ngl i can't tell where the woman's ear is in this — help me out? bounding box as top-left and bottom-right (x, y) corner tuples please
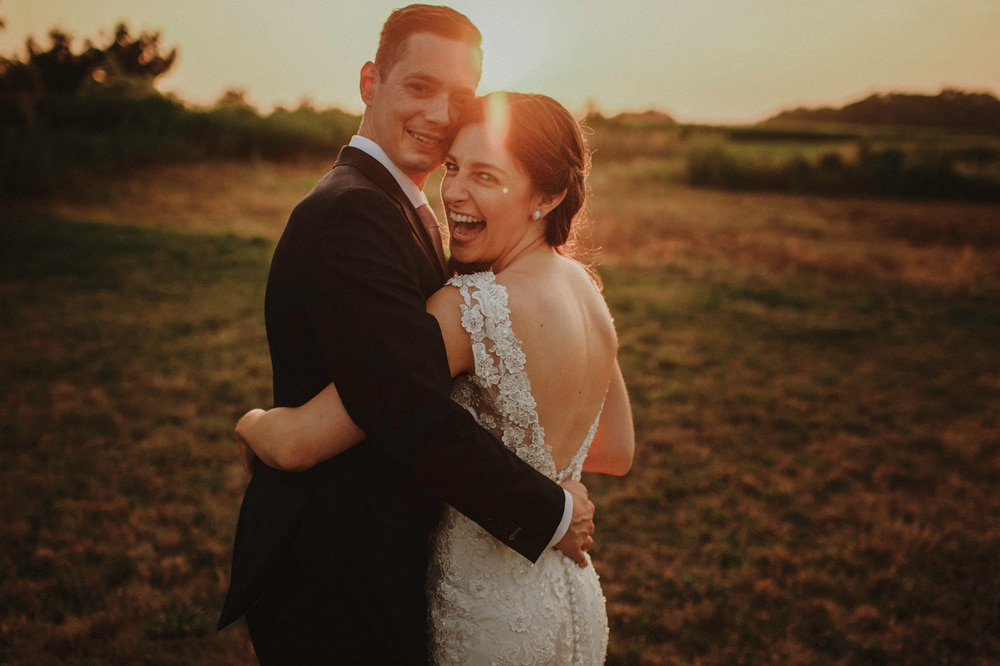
(359, 62), (378, 105)
(533, 190), (567, 221)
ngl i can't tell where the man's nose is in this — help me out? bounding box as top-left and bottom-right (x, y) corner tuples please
(425, 93), (451, 125)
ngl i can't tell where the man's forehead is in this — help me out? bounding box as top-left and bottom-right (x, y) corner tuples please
(394, 32), (481, 80)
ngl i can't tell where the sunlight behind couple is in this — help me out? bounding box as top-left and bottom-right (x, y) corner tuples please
(472, 4), (570, 96)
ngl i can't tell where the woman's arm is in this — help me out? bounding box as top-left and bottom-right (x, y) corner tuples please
(236, 286), (475, 474)
(583, 359), (635, 476)
(235, 382), (365, 472)
(426, 285), (475, 377)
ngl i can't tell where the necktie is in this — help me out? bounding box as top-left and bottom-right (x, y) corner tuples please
(416, 203), (448, 273)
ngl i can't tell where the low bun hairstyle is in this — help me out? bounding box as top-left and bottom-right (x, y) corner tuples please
(455, 92), (591, 252)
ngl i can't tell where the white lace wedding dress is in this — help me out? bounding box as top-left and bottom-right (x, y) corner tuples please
(427, 271), (609, 665)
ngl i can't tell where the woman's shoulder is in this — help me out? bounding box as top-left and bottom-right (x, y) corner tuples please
(431, 271), (504, 323)
(427, 280), (464, 316)
(497, 257), (612, 341)
(499, 255), (602, 307)
(446, 270), (498, 290)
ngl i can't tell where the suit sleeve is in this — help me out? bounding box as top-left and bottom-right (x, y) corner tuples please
(298, 188), (564, 562)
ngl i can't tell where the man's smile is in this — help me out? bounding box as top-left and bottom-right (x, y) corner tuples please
(408, 130), (443, 145)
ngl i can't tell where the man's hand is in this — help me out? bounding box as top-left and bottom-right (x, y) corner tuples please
(554, 479), (596, 568)
(235, 408), (265, 477)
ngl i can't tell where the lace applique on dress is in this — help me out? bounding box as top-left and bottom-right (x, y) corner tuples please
(427, 271), (609, 666)
(448, 272), (557, 479)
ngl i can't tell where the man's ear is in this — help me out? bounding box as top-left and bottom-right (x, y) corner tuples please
(359, 62), (378, 106)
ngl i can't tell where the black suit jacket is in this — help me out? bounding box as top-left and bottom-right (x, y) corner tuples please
(218, 147), (565, 663)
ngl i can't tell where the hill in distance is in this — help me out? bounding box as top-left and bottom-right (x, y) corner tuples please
(766, 88), (1000, 134)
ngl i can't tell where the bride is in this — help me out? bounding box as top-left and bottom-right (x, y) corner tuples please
(235, 92), (635, 665)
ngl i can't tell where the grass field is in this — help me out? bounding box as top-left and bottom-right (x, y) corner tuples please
(2, 155), (999, 664)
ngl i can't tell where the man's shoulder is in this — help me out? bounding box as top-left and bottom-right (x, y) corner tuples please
(303, 145), (409, 206)
(310, 159), (382, 200)
(291, 163), (399, 224)
(273, 148), (418, 258)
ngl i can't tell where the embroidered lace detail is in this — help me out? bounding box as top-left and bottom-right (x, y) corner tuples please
(428, 271), (609, 665)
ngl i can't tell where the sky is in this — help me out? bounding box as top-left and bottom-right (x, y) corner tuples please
(2, 0), (999, 124)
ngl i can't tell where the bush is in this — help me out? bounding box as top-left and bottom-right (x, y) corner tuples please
(185, 104), (356, 161)
(0, 90), (360, 198)
(682, 134), (1000, 201)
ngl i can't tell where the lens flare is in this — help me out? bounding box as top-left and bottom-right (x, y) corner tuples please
(484, 91), (510, 150)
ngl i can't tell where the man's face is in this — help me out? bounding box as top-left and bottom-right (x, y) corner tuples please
(360, 32), (480, 187)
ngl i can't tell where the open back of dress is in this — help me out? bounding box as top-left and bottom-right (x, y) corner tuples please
(427, 271), (609, 665)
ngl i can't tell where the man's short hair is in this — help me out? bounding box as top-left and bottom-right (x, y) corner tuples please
(374, 4), (483, 77)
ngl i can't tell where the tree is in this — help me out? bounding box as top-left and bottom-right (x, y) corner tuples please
(0, 22), (177, 96)
(27, 30), (102, 93)
(0, 54), (34, 94)
(98, 23), (177, 85)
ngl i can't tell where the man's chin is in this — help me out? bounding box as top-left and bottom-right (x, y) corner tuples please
(400, 155), (445, 180)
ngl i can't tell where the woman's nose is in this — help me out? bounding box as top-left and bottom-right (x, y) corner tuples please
(442, 173), (466, 203)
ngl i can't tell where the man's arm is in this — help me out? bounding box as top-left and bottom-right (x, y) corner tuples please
(301, 187), (566, 562)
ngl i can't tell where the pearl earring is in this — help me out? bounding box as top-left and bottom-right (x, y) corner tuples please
(531, 210), (541, 221)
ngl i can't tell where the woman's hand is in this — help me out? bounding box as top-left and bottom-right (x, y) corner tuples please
(235, 408), (267, 477)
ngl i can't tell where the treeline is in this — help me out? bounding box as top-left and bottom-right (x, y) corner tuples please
(683, 88), (1000, 201)
(0, 23), (358, 198)
(768, 89), (1000, 135)
(3, 21), (999, 203)
(579, 90), (1000, 202)
(683, 134), (1000, 202)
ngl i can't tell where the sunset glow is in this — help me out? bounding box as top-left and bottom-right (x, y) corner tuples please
(471, 4), (574, 95)
(2, 0), (998, 123)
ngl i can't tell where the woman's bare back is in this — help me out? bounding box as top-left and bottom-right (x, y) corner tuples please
(497, 253), (617, 471)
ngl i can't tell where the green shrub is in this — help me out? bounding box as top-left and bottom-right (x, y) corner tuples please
(0, 90), (360, 198)
(682, 133), (1000, 201)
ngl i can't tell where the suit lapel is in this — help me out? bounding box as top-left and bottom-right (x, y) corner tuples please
(335, 147), (448, 283)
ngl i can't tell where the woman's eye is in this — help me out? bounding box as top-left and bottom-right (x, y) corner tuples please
(444, 162), (458, 173)
(476, 172), (494, 183)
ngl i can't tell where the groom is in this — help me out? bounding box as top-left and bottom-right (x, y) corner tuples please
(218, 5), (595, 663)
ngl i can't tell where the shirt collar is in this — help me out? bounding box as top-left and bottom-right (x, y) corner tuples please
(349, 135), (428, 209)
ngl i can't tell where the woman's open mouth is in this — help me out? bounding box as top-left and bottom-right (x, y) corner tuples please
(449, 211), (486, 242)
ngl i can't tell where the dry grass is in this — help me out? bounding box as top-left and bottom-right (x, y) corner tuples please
(2, 154), (999, 664)
(14, 159), (332, 239)
(589, 161), (1000, 294)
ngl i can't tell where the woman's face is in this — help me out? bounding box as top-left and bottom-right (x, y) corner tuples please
(441, 122), (544, 271)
